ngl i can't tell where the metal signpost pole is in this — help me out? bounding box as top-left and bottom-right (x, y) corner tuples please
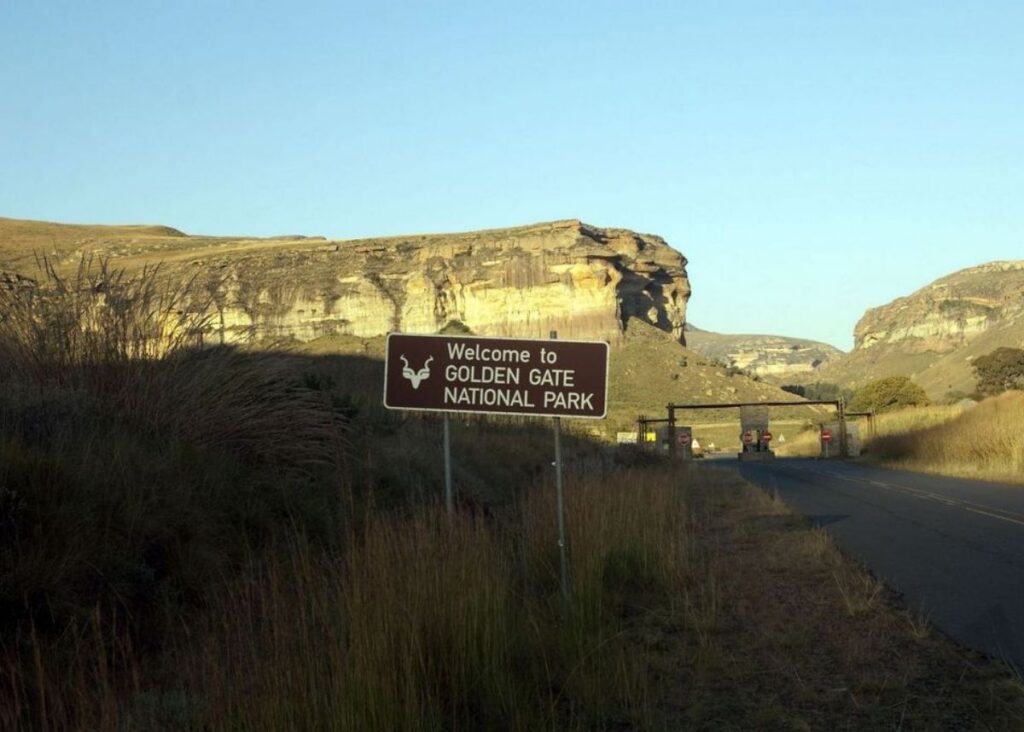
(443, 414), (454, 514)
(550, 330), (570, 610)
(383, 330), (610, 613)
(554, 413), (569, 610)
(838, 398), (848, 459)
(668, 406), (677, 460)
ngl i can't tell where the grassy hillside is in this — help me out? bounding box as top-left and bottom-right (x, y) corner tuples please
(799, 262), (1024, 400)
(804, 319), (1024, 400)
(0, 216), (322, 275)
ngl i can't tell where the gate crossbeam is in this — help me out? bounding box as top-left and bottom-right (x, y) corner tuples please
(663, 400), (847, 459)
(666, 400), (840, 410)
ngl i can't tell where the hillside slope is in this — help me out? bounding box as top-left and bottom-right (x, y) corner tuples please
(609, 322), (829, 432)
(2, 216), (814, 435)
(804, 262), (1024, 398)
(684, 325), (844, 380)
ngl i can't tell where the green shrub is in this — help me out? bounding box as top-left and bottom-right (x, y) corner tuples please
(849, 376), (931, 413)
(972, 346), (1024, 397)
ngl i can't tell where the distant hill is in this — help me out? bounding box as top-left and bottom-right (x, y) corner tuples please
(799, 262), (1024, 399)
(684, 324), (844, 381)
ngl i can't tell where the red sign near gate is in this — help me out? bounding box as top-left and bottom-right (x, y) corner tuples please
(383, 333), (609, 419)
(742, 431), (754, 444)
(762, 431), (773, 443)
(821, 429), (833, 443)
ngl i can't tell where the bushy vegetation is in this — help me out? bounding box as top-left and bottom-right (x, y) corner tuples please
(849, 376), (931, 413)
(973, 346), (1024, 397)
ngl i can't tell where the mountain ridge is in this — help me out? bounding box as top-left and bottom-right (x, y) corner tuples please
(797, 260), (1024, 398)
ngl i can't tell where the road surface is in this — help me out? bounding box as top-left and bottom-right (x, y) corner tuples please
(727, 458), (1024, 670)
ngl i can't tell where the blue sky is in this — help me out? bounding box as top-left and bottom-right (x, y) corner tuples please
(2, 1), (1022, 350)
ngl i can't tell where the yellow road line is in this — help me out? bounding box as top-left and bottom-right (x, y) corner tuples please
(779, 462), (1024, 529)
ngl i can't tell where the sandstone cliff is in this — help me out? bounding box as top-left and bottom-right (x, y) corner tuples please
(684, 325), (843, 380)
(806, 261), (1024, 397)
(0, 217), (690, 346)
(854, 262), (1024, 353)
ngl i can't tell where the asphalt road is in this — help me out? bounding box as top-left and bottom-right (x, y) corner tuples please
(727, 458), (1024, 670)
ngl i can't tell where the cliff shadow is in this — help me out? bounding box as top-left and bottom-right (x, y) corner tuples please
(615, 266), (679, 339)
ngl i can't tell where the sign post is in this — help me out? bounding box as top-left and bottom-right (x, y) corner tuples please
(384, 332), (610, 610)
(384, 333), (609, 419)
(550, 332), (569, 610)
(821, 428), (833, 458)
(443, 414), (454, 514)
(667, 406), (677, 459)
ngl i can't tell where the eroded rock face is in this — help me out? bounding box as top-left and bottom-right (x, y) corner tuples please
(195, 220), (690, 345)
(854, 262), (1024, 354)
(684, 326), (843, 380)
(802, 260), (1024, 398)
(0, 217), (690, 346)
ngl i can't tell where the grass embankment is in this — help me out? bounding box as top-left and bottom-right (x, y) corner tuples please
(867, 393), (1024, 483)
(5, 464), (691, 730)
(8, 459), (1023, 730)
(772, 405), (966, 459)
(1, 260), (1022, 729)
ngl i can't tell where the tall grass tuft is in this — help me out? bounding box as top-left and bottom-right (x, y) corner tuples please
(0, 255), (209, 385)
(871, 403), (964, 439)
(868, 391), (1024, 483)
(0, 255), (354, 731)
(0, 255), (347, 470)
(110, 467), (691, 731)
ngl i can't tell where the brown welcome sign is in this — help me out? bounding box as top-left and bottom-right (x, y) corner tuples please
(383, 333), (609, 419)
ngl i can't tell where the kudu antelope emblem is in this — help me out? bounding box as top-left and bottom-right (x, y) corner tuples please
(400, 355), (434, 390)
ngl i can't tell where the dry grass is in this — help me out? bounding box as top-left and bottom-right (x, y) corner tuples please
(771, 424), (823, 457)
(667, 467), (1024, 728)
(867, 393), (1024, 483)
(2, 257), (1023, 729)
(0, 256), (347, 470)
(772, 405), (968, 460)
(5, 461), (1024, 730)
(0, 255), (209, 381)
(3, 466), (693, 731)
(872, 403), (965, 438)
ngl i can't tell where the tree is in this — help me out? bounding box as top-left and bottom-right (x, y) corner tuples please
(849, 376), (931, 413)
(972, 347), (1024, 397)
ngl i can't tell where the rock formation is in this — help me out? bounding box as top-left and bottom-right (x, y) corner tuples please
(0, 217), (691, 346)
(805, 261), (1024, 397)
(854, 262), (1024, 353)
(684, 325), (843, 380)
